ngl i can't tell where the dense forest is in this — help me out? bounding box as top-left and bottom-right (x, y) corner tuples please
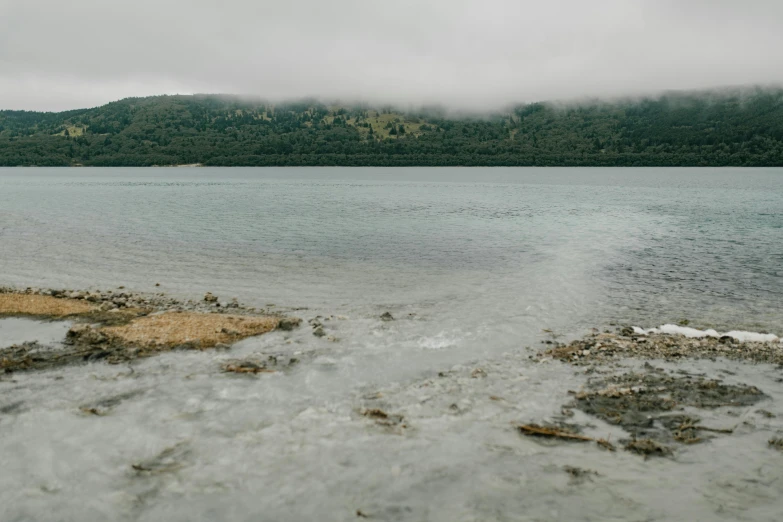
(2, 89), (783, 166)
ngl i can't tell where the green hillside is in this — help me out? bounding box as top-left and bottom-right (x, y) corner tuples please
(2, 89), (783, 166)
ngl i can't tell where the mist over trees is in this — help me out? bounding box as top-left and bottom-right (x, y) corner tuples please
(1, 89), (783, 167)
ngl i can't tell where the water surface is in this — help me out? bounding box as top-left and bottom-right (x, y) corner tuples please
(1, 167), (782, 521)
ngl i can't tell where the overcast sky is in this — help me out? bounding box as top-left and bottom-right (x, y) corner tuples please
(1, 0), (782, 111)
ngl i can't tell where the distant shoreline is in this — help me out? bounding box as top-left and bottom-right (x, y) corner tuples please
(3, 89), (783, 168)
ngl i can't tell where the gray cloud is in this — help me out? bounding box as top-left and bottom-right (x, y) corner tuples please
(2, 0), (782, 111)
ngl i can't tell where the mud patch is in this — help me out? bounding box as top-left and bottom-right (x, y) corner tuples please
(568, 370), (766, 453)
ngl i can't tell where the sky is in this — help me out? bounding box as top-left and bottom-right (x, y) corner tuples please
(1, 0), (782, 111)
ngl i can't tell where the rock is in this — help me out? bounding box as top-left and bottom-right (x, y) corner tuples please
(204, 292), (218, 303)
(66, 324), (107, 345)
(620, 326), (635, 337)
(380, 312), (395, 322)
(277, 317), (302, 331)
(99, 302), (117, 312)
(313, 326), (326, 338)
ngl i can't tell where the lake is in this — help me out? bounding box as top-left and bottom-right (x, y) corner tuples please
(1, 167), (782, 521)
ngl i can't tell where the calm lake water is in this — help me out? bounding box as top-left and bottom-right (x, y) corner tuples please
(1, 167), (781, 333)
(1, 167), (782, 521)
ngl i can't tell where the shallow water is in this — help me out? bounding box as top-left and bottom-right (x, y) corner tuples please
(1, 167), (783, 521)
(0, 318), (72, 348)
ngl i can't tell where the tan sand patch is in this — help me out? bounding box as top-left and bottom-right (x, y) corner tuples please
(101, 312), (280, 349)
(0, 294), (95, 317)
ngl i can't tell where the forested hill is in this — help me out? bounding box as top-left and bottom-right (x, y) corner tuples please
(2, 89), (783, 167)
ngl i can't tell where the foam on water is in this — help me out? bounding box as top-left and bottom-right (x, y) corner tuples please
(633, 324), (781, 343)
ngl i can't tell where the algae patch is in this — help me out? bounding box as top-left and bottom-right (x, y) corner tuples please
(100, 312), (280, 349)
(0, 293), (96, 317)
(0, 288), (300, 373)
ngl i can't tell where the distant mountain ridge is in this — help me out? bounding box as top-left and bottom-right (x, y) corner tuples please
(2, 88), (783, 166)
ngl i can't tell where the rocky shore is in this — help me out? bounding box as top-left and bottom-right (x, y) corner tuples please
(3, 286), (782, 461)
(0, 286), (281, 316)
(522, 326), (783, 457)
(538, 326), (783, 366)
(0, 286), (301, 373)
(2, 286), (783, 520)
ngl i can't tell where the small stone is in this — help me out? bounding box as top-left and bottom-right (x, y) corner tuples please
(204, 292), (218, 303)
(313, 326), (326, 338)
(380, 312), (395, 321)
(277, 318), (302, 331)
(66, 324), (107, 345)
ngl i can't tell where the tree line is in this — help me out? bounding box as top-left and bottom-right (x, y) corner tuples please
(2, 89), (783, 167)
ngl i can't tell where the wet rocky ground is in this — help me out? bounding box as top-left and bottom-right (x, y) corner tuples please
(2, 287), (783, 520)
(539, 327), (783, 367)
(522, 328), (783, 458)
(0, 287), (300, 373)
